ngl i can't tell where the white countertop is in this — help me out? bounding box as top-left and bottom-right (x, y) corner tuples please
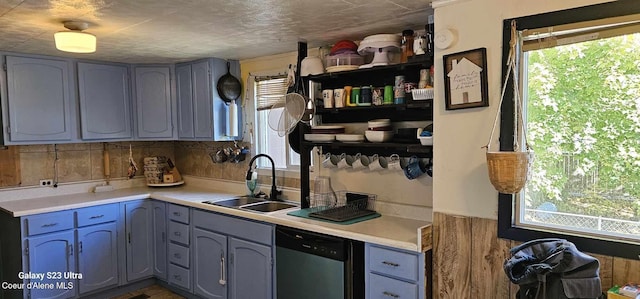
(0, 185), (431, 252)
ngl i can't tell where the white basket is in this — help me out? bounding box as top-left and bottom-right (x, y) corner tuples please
(411, 88), (434, 100)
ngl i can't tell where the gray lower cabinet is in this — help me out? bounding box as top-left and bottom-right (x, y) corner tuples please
(167, 204), (192, 292)
(26, 230), (77, 299)
(133, 66), (175, 139)
(3, 55), (75, 143)
(192, 228), (226, 298)
(192, 209), (274, 299)
(77, 222), (119, 294)
(77, 62), (132, 140)
(123, 200), (154, 281)
(152, 201), (168, 280)
(1, 204), (120, 299)
(176, 59), (242, 141)
(228, 237), (272, 299)
(365, 243), (425, 299)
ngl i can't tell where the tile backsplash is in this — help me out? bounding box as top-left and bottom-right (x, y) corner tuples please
(0, 141), (299, 189)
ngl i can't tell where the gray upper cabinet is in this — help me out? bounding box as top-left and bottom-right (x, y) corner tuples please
(176, 64), (195, 139)
(3, 55), (75, 143)
(176, 58), (242, 141)
(134, 66), (175, 139)
(77, 62), (132, 140)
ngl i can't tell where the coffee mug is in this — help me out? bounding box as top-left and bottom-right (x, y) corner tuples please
(337, 153), (355, 169)
(344, 86), (354, 107)
(351, 153), (370, 170)
(333, 88), (345, 108)
(351, 87), (361, 106)
(322, 153), (340, 168)
(322, 89), (334, 108)
(404, 156), (426, 179)
(369, 154), (388, 171)
(387, 154), (404, 170)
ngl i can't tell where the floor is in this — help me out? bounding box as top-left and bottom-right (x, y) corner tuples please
(110, 284), (185, 299)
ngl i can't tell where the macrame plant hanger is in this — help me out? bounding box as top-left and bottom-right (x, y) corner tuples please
(483, 20), (534, 194)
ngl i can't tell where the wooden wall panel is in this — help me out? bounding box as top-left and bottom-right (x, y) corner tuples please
(471, 217), (512, 299)
(590, 253), (613, 292)
(433, 212), (472, 299)
(0, 146), (20, 187)
(613, 257), (640, 285)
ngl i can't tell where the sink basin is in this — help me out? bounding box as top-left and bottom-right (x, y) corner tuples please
(203, 196), (263, 207)
(240, 201), (298, 213)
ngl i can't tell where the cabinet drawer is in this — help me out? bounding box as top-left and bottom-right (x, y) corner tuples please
(169, 264), (191, 290)
(368, 244), (419, 282)
(169, 243), (190, 268)
(169, 221), (190, 245)
(23, 210), (74, 236)
(168, 204), (189, 224)
(193, 209), (273, 245)
(369, 273), (418, 299)
(76, 204), (118, 227)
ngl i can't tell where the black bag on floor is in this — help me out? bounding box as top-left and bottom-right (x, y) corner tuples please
(504, 238), (602, 299)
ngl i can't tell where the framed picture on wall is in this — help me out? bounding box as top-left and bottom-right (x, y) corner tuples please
(443, 47), (489, 110)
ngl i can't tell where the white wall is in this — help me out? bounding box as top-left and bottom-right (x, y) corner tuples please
(432, 0), (615, 219)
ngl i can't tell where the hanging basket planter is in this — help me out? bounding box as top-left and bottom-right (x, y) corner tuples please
(486, 151), (533, 194)
(484, 20), (533, 194)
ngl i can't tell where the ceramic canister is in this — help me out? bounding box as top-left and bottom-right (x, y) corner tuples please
(394, 75), (405, 104)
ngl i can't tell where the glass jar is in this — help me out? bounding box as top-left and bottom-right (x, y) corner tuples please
(401, 29), (415, 63)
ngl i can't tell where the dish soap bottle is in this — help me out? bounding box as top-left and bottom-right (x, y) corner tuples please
(246, 171), (258, 196)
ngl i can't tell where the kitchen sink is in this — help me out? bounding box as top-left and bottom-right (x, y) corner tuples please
(240, 201), (298, 213)
(205, 196), (264, 207)
(202, 196), (298, 213)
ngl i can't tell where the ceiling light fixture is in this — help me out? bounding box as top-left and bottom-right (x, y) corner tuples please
(54, 21), (96, 53)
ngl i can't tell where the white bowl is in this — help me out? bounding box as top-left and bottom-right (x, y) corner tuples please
(300, 56), (324, 76)
(365, 130), (393, 143)
(368, 118), (391, 128)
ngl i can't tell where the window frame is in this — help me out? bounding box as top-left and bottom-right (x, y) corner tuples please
(252, 75), (301, 173)
(497, 0), (640, 260)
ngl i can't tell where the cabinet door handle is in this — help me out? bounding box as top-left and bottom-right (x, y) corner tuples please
(128, 232), (131, 244)
(68, 244), (73, 256)
(42, 222), (58, 228)
(382, 261), (399, 267)
(174, 274), (181, 281)
(89, 215), (104, 219)
(219, 256), (226, 285)
(174, 253), (181, 259)
(174, 231), (181, 237)
(173, 212), (181, 216)
(161, 232), (166, 243)
(79, 242), (83, 253)
(383, 291), (400, 298)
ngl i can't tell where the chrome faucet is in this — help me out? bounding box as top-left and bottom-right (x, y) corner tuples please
(246, 154), (281, 201)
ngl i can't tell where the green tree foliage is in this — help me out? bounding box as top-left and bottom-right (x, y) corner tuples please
(525, 33), (640, 220)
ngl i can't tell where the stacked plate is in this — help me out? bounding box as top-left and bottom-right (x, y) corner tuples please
(143, 156), (169, 184)
(365, 119), (393, 142)
(304, 125), (345, 142)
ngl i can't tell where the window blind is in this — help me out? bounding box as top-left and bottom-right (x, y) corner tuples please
(522, 13), (640, 51)
(255, 75), (288, 111)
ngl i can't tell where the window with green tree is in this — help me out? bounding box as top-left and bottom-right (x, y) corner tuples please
(498, 0), (640, 259)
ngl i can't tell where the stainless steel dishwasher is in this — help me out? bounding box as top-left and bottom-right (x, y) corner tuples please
(276, 226), (364, 299)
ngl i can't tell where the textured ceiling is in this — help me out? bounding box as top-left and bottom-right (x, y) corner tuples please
(0, 0), (434, 63)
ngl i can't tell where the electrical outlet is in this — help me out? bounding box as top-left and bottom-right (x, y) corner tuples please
(39, 179), (54, 187)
